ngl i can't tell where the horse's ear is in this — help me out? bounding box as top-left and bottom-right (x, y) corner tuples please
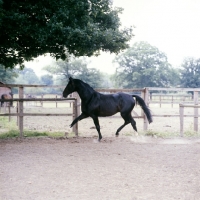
(69, 77), (75, 86)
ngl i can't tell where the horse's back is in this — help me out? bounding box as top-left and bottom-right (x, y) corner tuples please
(96, 92), (135, 116)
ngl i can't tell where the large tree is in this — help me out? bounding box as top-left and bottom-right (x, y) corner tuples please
(0, 0), (133, 69)
(180, 57), (200, 88)
(113, 41), (180, 88)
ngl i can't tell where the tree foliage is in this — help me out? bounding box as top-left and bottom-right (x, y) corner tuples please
(0, 0), (133, 69)
(0, 64), (18, 83)
(43, 58), (103, 88)
(40, 74), (53, 85)
(113, 41), (180, 88)
(14, 68), (40, 84)
(180, 57), (200, 88)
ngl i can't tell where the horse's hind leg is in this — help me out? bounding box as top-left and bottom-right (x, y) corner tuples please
(115, 121), (129, 136)
(130, 117), (139, 136)
(115, 113), (130, 136)
(116, 113), (138, 137)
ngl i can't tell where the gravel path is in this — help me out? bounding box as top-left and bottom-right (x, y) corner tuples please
(1, 136), (200, 200)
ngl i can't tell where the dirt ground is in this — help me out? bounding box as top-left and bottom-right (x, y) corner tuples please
(1, 136), (200, 200)
(1, 103), (200, 200)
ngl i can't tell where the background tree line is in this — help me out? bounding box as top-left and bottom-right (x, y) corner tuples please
(112, 41), (200, 89)
(1, 41), (200, 93)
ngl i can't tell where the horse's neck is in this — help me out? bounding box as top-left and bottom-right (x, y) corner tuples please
(76, 82), (94, 101)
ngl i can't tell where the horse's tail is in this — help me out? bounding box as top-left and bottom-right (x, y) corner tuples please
(132, 95), (153, 124)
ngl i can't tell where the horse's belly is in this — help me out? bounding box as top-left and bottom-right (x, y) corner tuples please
(98, 107), (119, 117)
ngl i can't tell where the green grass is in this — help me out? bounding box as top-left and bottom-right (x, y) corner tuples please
(0, 116), (18, 130)
(0, 125), (79, 139)
(184, 130), (200, 137)
(0, 116), (79, 139)
(0, 130), (20, 138)
(143, 130), (179, 138)
(0, 129), (69, 139)
(124, 130), (188, 138)
(0, 129), (53, 139)
(1, 128), (199, 139)
(139, 129), (199, 138)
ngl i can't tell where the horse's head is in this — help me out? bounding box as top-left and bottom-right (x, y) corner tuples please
(63, 77), (76, 98)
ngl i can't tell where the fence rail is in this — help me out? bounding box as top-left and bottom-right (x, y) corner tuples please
(0, 98), (78, 137)
(1, 85), (200, 137)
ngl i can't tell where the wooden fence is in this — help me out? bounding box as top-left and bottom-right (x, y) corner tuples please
(0, 84), (80, 137)
(1, 84), (200, 137)
(148, 87), (200, 135)
(0, 85), (149, 137)
(149, 94), (193, 107)
(179, 104), (200, 136)
(0, 98), (78, 137)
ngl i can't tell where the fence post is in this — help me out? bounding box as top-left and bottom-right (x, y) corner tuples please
(18, 86), (24, 137)
(193, 91), (198, 132)
(3, 105), (6, 112)
(76, 94), (81, 117)
(41, 94), (43, 107)
(179, 104), (184, 137)
(8, 106), (11, 122)
(141, 88), (149, 131)
(73, 92), (81, 116)
(25, 94), (28, 107)
(16, 103), (18, 126)
(72, 99), (78, 136)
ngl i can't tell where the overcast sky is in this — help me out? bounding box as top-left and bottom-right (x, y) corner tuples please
(26, 0), (200, 75)
(114, 0), (200, 65)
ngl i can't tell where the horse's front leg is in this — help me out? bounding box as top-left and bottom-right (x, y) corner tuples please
(70, 113), (89, 128)
(91, 115), (102, 141)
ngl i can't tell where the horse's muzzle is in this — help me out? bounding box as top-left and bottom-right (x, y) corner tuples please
(63, 92), (68, 98)
(62, 92), (67, 98)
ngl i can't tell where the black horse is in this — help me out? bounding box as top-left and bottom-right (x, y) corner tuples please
(63, 77), (152, 141)
(1, 92), (13, 107)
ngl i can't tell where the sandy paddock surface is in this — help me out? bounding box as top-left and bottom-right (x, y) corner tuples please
(1, 136), (200, 200)
(12, 103), (200, 137)
(1, 103), (200, 200)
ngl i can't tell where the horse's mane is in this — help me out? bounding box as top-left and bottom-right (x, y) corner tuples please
(74, 79), (95, 93)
